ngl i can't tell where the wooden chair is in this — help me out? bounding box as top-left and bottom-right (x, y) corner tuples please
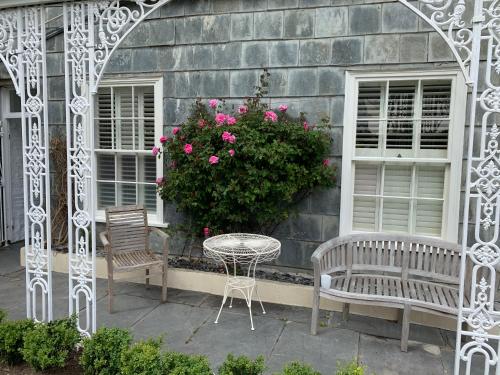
(99, 205), (169, 313)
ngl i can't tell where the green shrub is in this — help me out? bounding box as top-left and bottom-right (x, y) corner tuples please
(80, 327), (132, 375)
(120, 339), (164, 375)
(218, 354), (266, 375)
(335, 360), (365, 375)
(156, 72), (335, 235)
(22, 316), (80, 371)
(275, 361), (321, 375)
(0, 319), (35, 364)
(163, 351), (212, 375)
(0, 310), (6, 323)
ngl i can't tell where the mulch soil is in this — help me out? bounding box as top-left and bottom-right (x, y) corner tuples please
(0, 353), (83, 375)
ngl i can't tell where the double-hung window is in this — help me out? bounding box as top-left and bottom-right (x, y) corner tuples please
(340, 71), (467, 241)
(95, 78), (164, 225)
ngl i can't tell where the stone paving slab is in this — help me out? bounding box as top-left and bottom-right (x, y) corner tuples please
(0, 242), (479, 374)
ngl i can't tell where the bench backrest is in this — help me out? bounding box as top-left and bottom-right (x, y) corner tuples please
(314, 234), (464, 285)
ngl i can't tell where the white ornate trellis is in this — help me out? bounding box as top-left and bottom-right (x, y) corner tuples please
(0, 6), (52, 323)
(62, 0), (169, 334)
(0, 0), (497, 372)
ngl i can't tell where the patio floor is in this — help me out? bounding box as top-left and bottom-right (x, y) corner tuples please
(0, 243), (476, 374)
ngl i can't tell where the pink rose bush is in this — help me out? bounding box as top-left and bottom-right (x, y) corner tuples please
(154, 74), (335, 236)
(264, 111), (278, 122)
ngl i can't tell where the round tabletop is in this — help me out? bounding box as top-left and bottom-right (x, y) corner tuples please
(203, 233), (281, 263)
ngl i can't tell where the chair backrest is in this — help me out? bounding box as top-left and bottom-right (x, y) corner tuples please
(315, 233), (464, 286)
(105, 205), (149, 253)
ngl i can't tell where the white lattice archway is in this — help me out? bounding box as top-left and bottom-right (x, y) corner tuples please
(0, 0), (497, 373)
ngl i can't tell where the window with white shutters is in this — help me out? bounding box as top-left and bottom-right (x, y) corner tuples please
(95, 79), (163, 224)
(341, 71), (467, 241)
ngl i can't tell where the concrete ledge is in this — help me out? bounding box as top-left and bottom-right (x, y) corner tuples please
(20, 248), (456, 330)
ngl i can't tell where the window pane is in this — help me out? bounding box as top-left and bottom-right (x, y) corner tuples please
(355, 120), (380, 149)
(353, 197), (377, 231)
(117, 119), (134, 149)
(118, 183), (137, 206)
(420, 120), (449, 149)
(138, 155), (157, 184)
(356, 84), (382, 149)
(384, 165), (411, 197)
(97, 154), (115, 181)
(98, 182), (115, 209)
(119, 155), (136, 182)
(420, 82), (451, 150)
(416, 166), (445, 199)
(386, 84), (416, 150)
(415, 200), (443, 237)
(140, 185), (157, 213)
(354, 164), (378, 195)
(382, 198), (410, 233)
(386, 120), (413, 149)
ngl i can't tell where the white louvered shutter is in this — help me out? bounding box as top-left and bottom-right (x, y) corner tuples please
(352, 164), (379, 231)
(420, 82), (451, 151)
(355, 84), (382, 149)
(381, 165), (411, 233)
(415, 166), (445, 237)
(386, 84), (415, 150)
(97, 154), (115, 209)
(97, 87), (113, 149)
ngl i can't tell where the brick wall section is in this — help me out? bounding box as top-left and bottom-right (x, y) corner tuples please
(0, 0), (477, 270)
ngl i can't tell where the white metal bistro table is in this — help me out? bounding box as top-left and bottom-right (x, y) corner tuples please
(203, 233), (281, 330)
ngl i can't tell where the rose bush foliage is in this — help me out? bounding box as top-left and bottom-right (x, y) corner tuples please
(154, 89), (335, 235)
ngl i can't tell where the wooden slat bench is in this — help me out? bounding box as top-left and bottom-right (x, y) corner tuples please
(310, 234), (471, 351)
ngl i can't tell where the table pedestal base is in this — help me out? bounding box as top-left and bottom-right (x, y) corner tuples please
(214, 276), (266, 330)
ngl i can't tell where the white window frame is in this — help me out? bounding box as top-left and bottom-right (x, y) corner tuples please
(94, 76), (165, 227)
(339, 70), (467, 242)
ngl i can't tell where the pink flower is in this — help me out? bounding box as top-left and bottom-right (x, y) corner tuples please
(323, 159), (330, 167)
(184, 143), (193, 154)
(160, 135), (168, 144)
(198, 119), (207, 128)
(151, 146), (160, 156)
(215, 113), (227, 125)
(238, 105), (248, 114)
(303, 122), (309, 131)
(209, 155), (219, 165)
(264, 111), (278, 122)
(209, 99), (219, 109)
(229, 149), (235, 157)
(203, 227), (210, 237)
(278, 104), (288, 112)
(222, 131), (236, 144)
(156, 177), (165, 185)
(173, 127), (180, 135)
(226, 116), (237, 125)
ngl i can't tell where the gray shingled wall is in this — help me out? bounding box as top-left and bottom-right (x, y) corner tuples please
(1, 0), (476, 270)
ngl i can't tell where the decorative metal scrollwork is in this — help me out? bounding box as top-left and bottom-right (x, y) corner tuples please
(63, 0), (168, 336)
(0, 6), (52, 323)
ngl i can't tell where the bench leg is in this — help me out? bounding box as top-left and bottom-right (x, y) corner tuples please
(145, 269), (150, 289)
(311, 290), (320, 335)
(401, 304), (411, 352)
(342, 303), (350, 321)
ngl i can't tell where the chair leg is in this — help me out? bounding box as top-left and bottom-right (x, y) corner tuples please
(342, 303), (350, 321)
(161, 264), (168, 303)
(145, 269), (150, 290)
(401, 304), (411, 352)
(311, 290), (320, 335)
(107, 271), (114, 314)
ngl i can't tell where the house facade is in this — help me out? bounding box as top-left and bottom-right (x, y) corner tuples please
(0, 0), (473, 269)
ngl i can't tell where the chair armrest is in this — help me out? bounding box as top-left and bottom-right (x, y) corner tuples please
(99, 231), (110, 248)
(149, 227), (170, 258)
